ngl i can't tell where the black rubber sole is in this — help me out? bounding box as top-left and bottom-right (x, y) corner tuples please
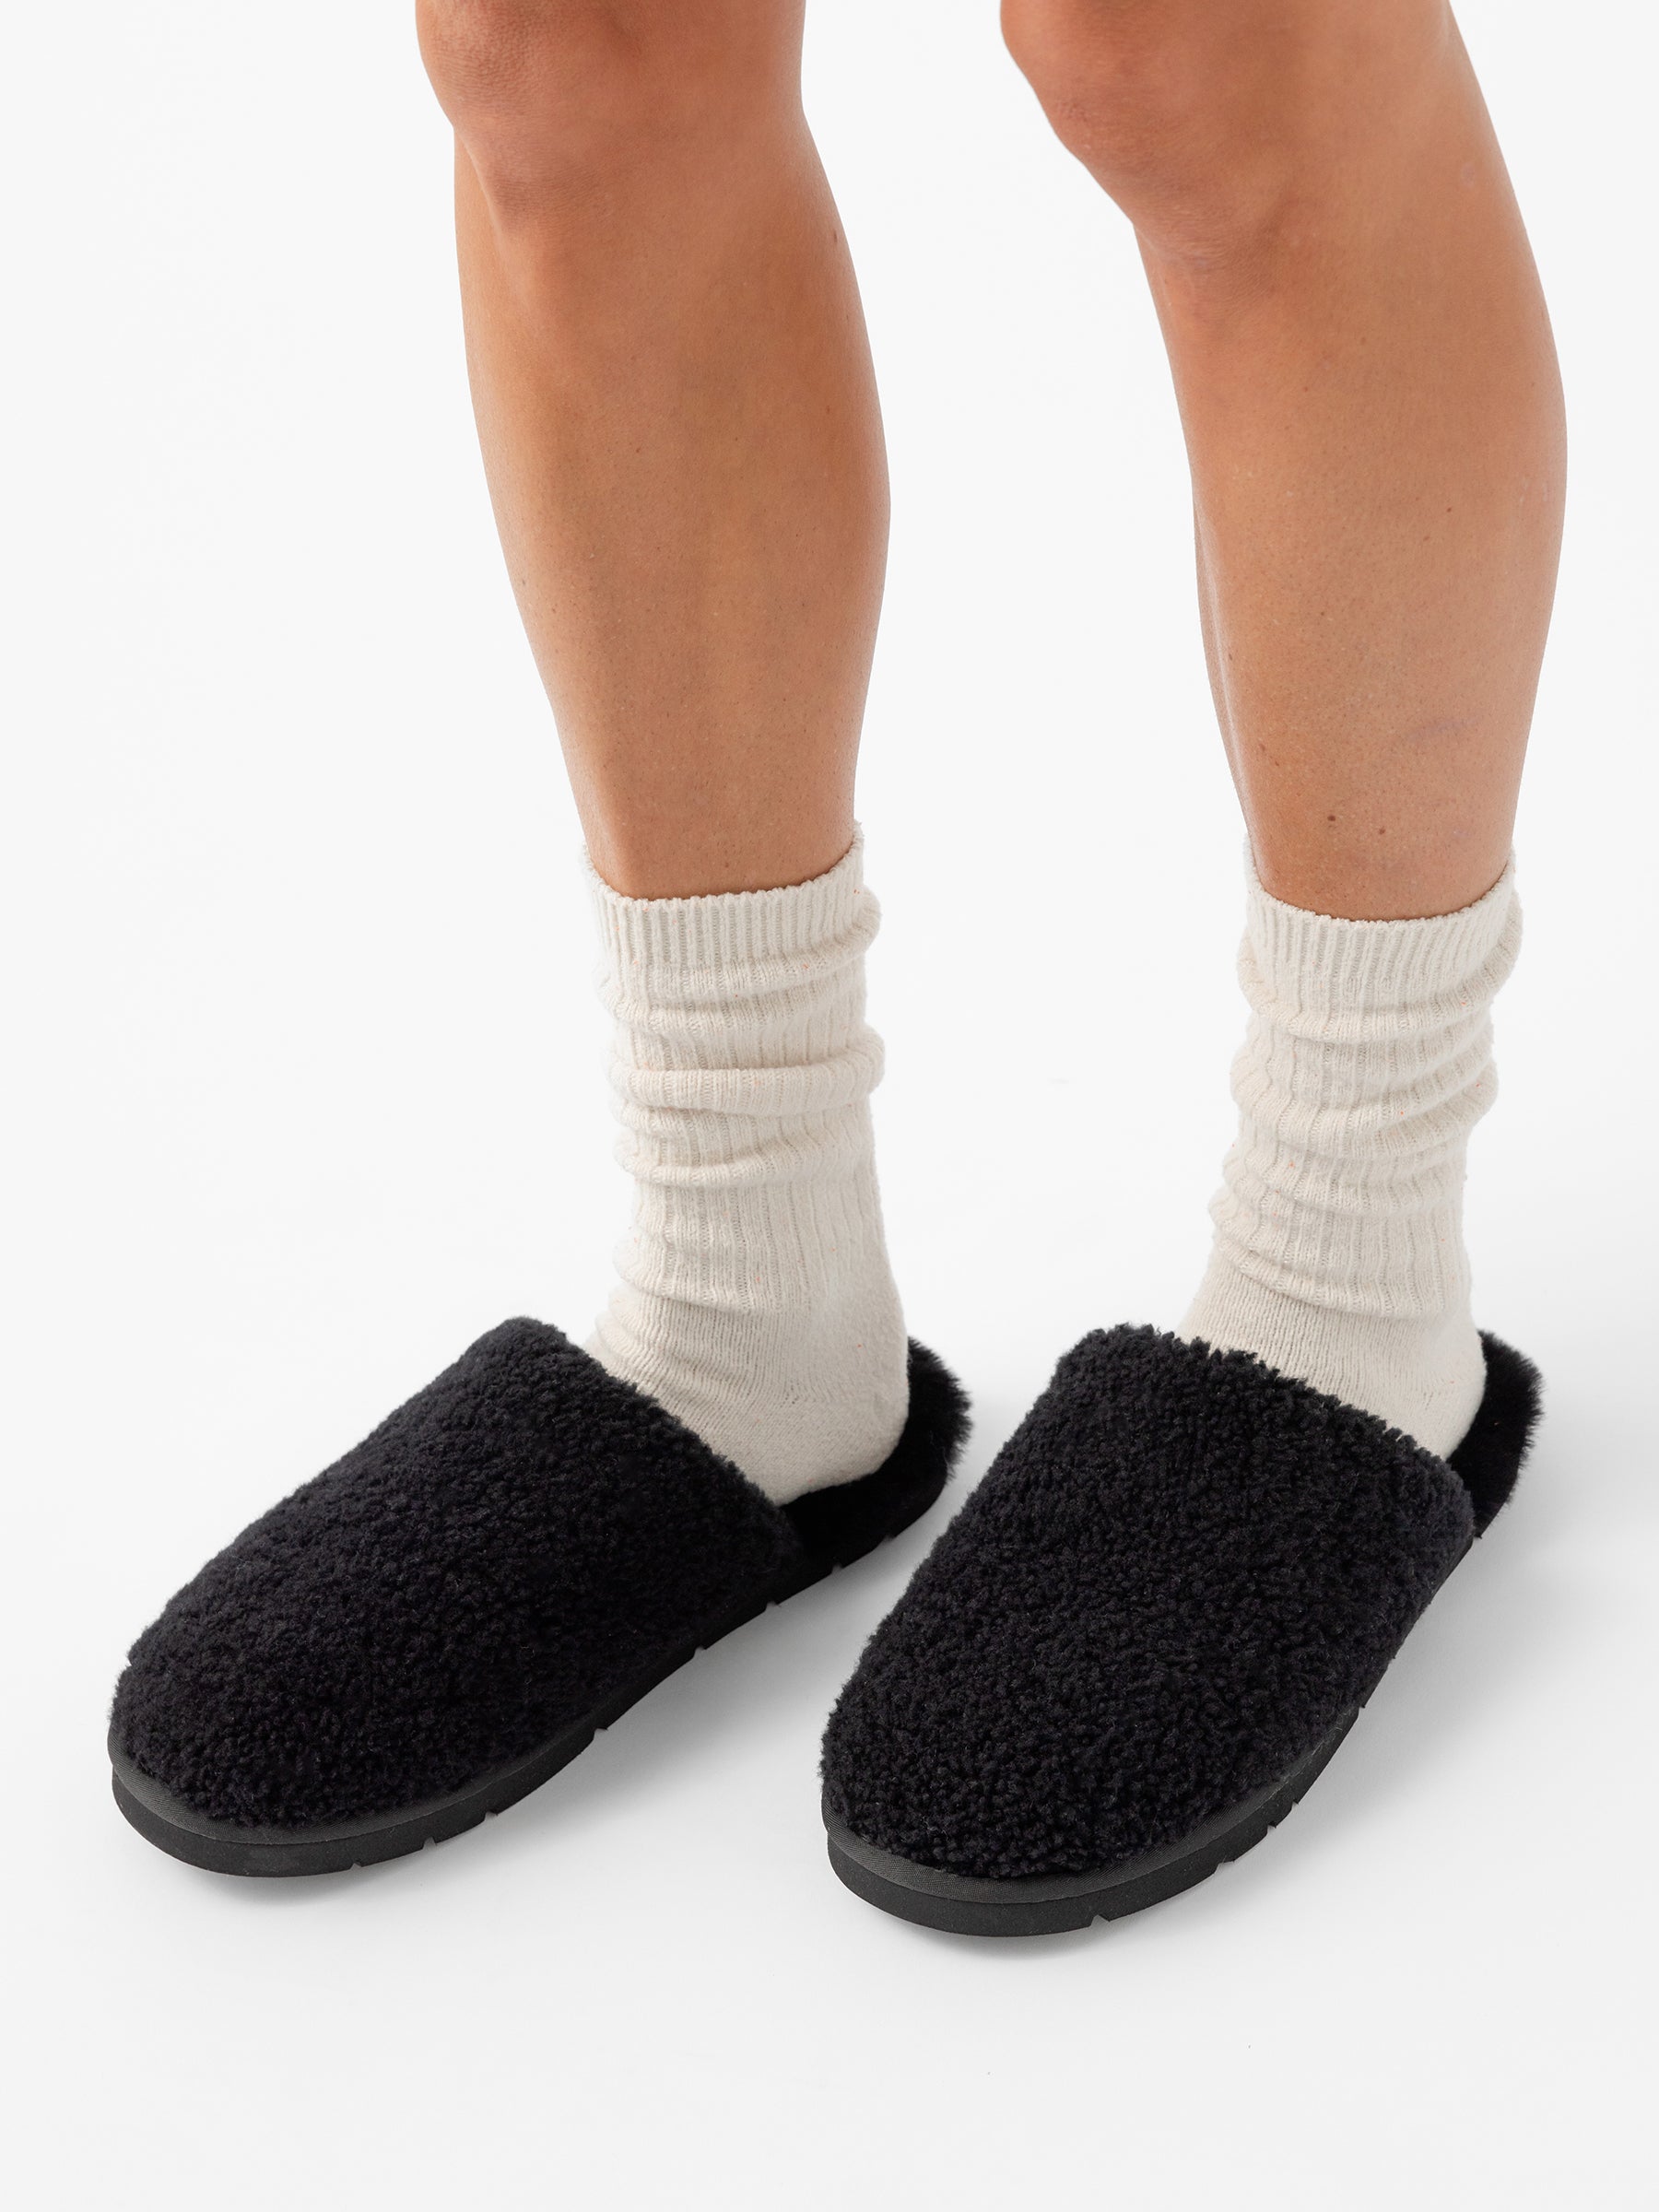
(825, 1710), (1358, 1937)
(111, 1480), (942, 1878)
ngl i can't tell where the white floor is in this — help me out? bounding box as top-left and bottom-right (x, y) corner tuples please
(6, 5), (1655, 2207)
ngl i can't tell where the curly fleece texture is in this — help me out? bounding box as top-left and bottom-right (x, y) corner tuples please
(822, 1324), (1537, 1882)
(112, 1321), (967, 1829)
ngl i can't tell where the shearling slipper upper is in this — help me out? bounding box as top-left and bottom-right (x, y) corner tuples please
(820, 1323), (1540, 1937)
(109, 1318), (969, 1877)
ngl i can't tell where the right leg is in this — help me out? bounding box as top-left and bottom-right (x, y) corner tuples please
(418, 0), (908, 1500)
(105, 1), (955, 1877)
(416, 0), (887, 900)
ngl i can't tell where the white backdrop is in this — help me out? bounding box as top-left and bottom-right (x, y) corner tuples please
(5, 4), (1654, 2206)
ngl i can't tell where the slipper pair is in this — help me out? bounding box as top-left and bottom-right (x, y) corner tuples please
(109, 1314), (1539, 1929)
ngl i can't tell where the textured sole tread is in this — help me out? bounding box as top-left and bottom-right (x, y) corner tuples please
(824, 1711), (1356, 1937)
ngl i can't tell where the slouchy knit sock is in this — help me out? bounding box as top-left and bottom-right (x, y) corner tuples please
(585, 831), (909, 1507)
(1182, 854), (1522, 1459)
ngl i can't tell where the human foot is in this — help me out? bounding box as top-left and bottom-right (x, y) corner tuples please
(110, 1320), (968, 1876)
(819, 1324), (1537, 1936)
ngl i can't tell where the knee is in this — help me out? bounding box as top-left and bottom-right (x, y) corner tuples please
(1002, 0), (1444, 264)
(417, 0), (794, 214)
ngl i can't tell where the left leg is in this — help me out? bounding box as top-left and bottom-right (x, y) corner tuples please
(1006, 0), (1562, 922)
(1007, 0), (1564, 1450)
(818, 0), (1561, 1930)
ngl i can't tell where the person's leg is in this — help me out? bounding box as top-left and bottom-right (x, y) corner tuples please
(818, 1), (1559, 1925)
(417, 1), (909, 1499)
(1006, 0), (1561, 922)
(1004, 0), (1563, 1450)
(103, 0), (970, 1884)
(418, 0), (885, 900)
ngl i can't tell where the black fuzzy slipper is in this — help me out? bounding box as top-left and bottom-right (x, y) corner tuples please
(820, 1324), (1539, 1937)
(110, 1320), (969, 1877)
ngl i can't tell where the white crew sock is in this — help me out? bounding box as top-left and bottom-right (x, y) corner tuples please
(584, 830), (909, 1506)
(1181, 853), (1522, 1458)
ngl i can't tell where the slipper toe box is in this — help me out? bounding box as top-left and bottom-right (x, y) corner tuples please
(821, 1325), (1476, 1882)
(111, 1319), (796, 1829)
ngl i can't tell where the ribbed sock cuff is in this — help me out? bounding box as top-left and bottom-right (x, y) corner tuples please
(585, 831), (867, 976)
(1241, 850), (1521, 1020)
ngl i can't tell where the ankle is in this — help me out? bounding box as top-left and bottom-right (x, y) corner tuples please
(584, 830), (910, 1504)
(591, 1275), (909, 1504)
(1181, 850), (1520, 1459)
(1182, 1253), (1485, 1457)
